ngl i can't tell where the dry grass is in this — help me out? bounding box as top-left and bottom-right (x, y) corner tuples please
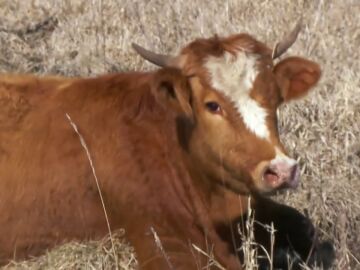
(3, 230), (137, 270)
(0, 0), (359, 269)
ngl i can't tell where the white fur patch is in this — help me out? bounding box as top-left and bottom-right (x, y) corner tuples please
(205, 51), (270, 140)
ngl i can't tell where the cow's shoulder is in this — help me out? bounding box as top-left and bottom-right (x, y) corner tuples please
(0, 74), (64, 129)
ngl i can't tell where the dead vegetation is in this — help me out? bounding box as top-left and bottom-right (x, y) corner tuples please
(0, 0), (359, 269)
(3, 230), (137, 270)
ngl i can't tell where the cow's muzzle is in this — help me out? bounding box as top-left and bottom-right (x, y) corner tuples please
(262, 160), (300, 189)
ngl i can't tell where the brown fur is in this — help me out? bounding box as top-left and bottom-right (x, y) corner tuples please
(0, 34), (321, 269)
(0, 70), (241, 269)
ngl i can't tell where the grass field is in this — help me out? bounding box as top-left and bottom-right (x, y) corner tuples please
(0, 0), (359, 269)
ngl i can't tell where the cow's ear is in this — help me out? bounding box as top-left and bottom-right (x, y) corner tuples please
(274, 57), (321, 102)
(152, 68), (193, 119)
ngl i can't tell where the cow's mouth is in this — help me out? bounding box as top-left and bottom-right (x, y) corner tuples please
(263, 167), (281, 188)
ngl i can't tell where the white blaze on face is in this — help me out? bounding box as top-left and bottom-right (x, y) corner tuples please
(205, 51), (270, 140)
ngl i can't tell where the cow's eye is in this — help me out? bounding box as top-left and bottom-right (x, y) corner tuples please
(205, 101), (221, 114)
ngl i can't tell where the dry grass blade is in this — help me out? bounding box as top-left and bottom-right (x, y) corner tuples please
(150, 227), (174, 270)
(65, 113), (119, 269)
(191, 244), (226, 270)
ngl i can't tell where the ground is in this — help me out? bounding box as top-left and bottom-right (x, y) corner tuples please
(0, 0), (359, 269)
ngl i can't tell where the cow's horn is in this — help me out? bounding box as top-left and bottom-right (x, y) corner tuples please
(272, 20), (302, 59)
(132, 43), (176, 67)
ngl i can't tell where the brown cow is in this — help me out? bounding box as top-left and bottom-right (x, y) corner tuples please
(0, 24), (323, 269)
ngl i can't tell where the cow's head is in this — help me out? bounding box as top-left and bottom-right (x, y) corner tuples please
(134, 23), (321, 195)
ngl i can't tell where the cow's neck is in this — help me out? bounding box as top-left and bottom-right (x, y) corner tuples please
(209, 186), (250, 224)
(183, 158), (250, 225)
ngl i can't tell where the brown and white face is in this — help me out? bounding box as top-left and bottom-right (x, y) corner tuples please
(134, 25), (321, 195)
